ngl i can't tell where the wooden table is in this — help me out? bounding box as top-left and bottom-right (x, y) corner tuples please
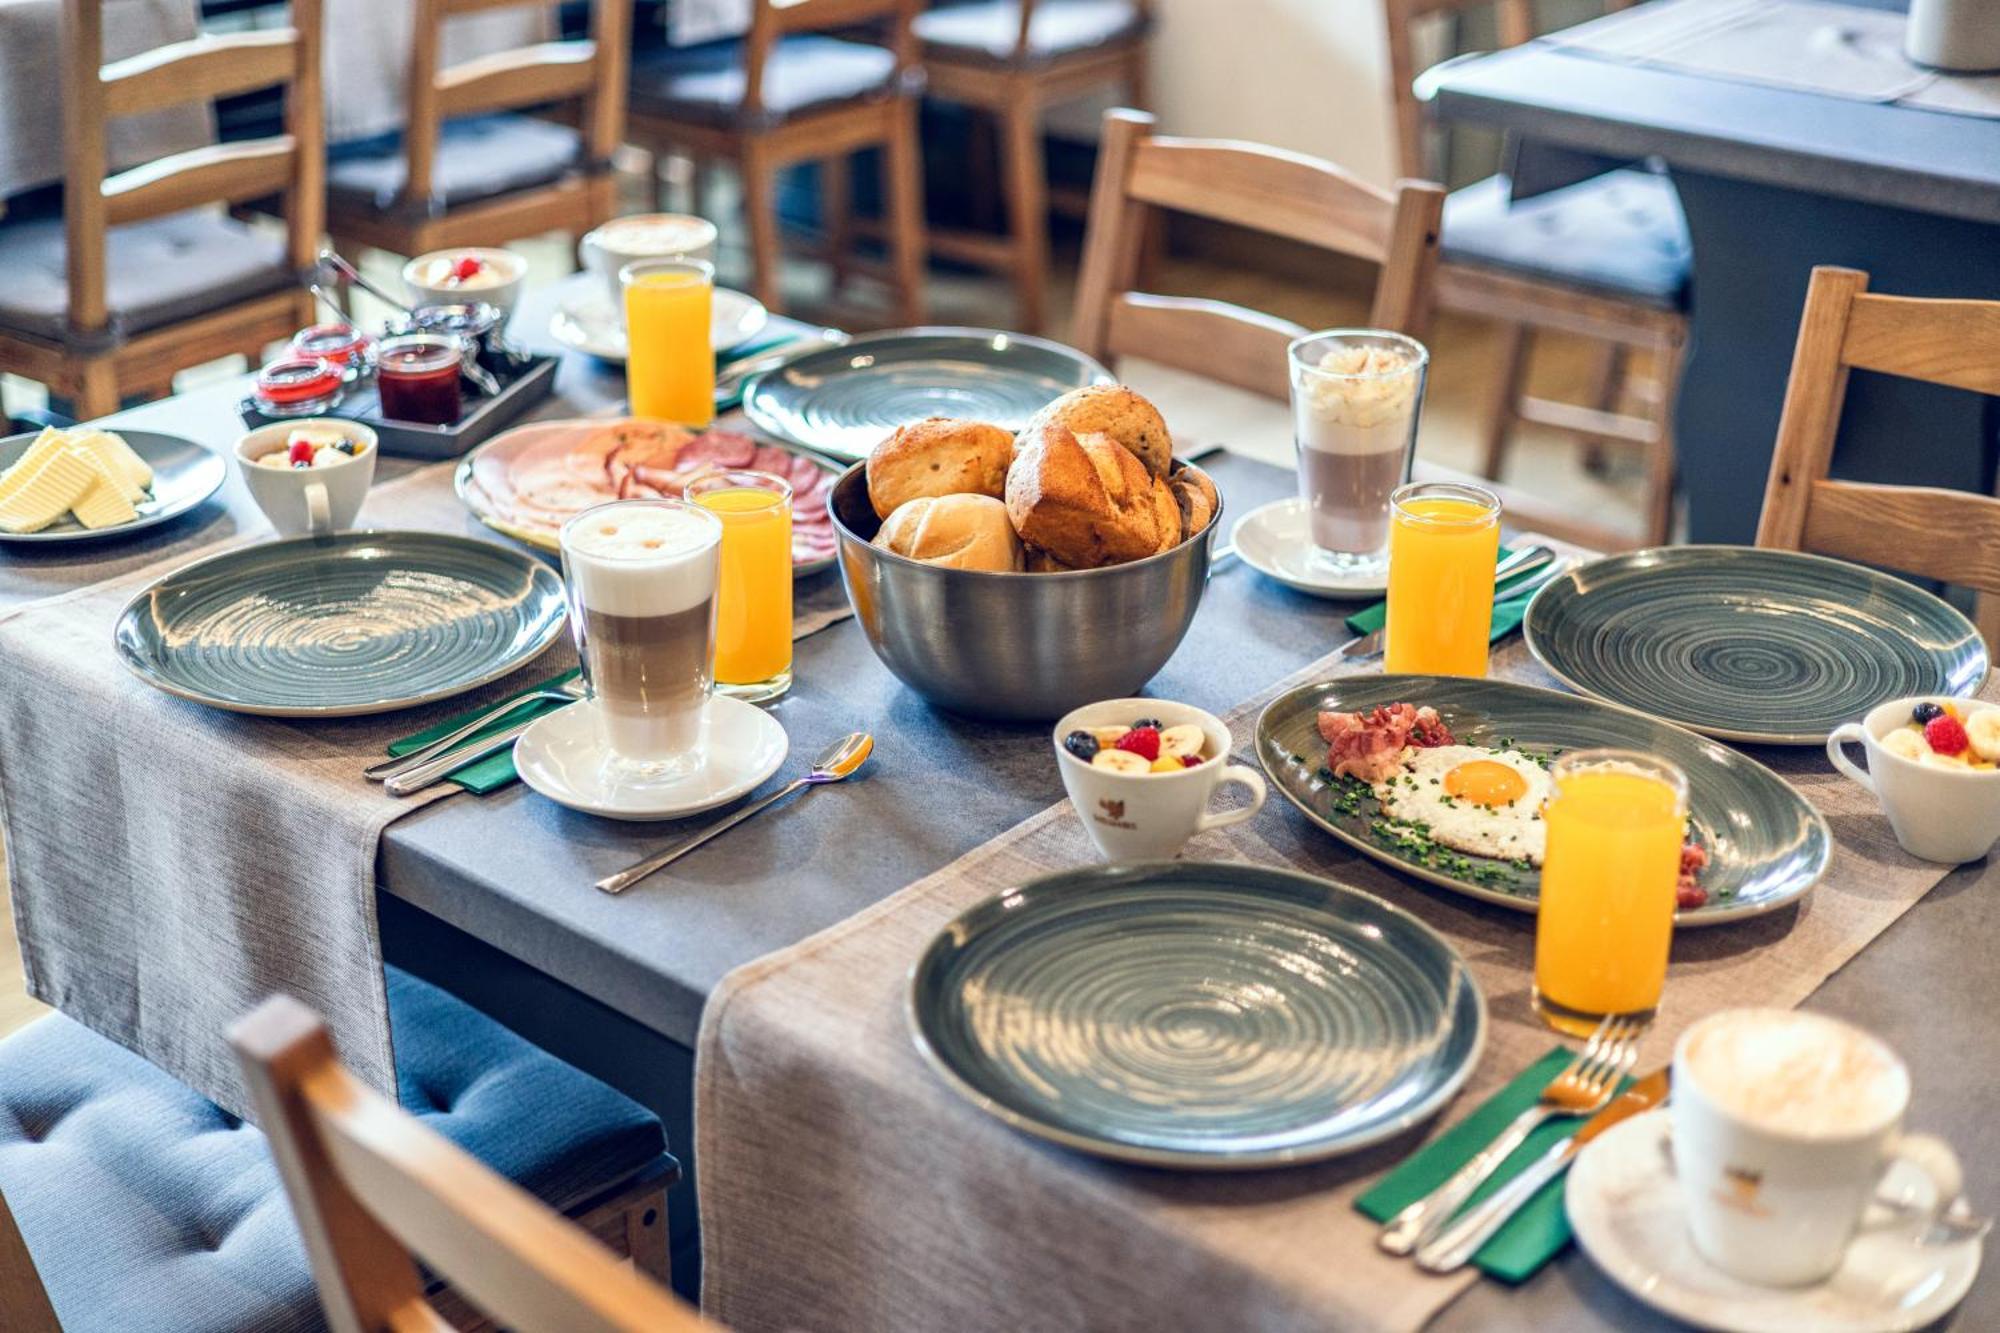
(1429, 0), (2000, 546)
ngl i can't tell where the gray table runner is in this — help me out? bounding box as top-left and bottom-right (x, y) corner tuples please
(695, 635), (1990, 1332)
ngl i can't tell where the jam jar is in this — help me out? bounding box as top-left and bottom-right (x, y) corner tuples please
(253, 356), (346, 417)
(290, 323), (377, 381)
(375, 334), (464, 425)
(393, 302), (513, 376)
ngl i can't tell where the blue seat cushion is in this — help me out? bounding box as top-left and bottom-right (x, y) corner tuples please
(0, 209), (291, 345)
(915, 0), (1147, 63)
(1442, 169), (1691, 307)
(0, 965), (668, 1333)
(328, 114), (586, 214)
(630, 34), (907, 128)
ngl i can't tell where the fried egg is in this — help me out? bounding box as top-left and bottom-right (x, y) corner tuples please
(1372, 745), (1551, 865)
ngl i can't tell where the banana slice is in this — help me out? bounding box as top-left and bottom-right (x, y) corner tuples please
(1965, 709), (2000, 762)
(1881, 728), (1927, 762)
(1089, 726), (1129, 748)
(1091, 749), (1150, 774)
(1158, 724), (1206, 759)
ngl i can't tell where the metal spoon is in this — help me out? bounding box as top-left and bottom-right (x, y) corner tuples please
(318, 248), (411, 317)
(594, 732), (874, 895)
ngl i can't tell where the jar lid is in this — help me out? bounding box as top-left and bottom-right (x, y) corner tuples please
(377, 333), (463, 374)
(255, 356), (345, 406)
(291, 323), (374, 366)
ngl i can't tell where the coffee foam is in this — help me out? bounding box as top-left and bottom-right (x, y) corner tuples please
(595, 216), (712, 256)
(1683, 1010), (1907, 1138)
(1298, 343), (1421, 435)
(563, 503), (719, 617)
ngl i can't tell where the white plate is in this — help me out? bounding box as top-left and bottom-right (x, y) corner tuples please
(547, 271), (769, 362)
(514, 694), (788, 821)
(1567, 1112), (1981, 1333)
(1230, 497), (1389, 598)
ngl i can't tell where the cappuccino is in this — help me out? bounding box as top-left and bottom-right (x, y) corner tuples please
(581, 213), (718, 309)
(561, 500), (721, 778)
(1681, 1009), (1907, 1138)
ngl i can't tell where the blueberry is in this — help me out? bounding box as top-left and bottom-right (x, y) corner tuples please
(334, 440), (357, 455)
(1131, 717), (1162, 731)
(1063, 730), (1099, 761)
(1913, 702), (1945, 725)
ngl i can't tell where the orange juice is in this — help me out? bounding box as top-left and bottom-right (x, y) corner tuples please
(1534, 753), (1687, 1037)
(689, 472), (793, 698)
(623, 260), (714, 426)
(1383, 482), (1501, 677)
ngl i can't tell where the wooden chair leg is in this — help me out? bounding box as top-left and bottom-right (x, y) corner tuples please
(999, 91), (1048, 334)
(1479, 324), (1532, 481)
(821, 152), (853, 297)
(1579, 342), (1627, 475)
(74, 360), (120, 421)
(1641, 333), (1684, 546)
(739, 143), (786, 316)
(1124, 41), (1149, 110)
(882, 99), (928, 327)
(623, 1189), (671, 1286)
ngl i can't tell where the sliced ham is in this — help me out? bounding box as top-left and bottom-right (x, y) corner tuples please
(683, 431), (758, 468)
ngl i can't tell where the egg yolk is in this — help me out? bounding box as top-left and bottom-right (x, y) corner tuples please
(1443, 759), (1530, 806)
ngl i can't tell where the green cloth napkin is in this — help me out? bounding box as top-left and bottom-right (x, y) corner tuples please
(1343, 546), (1535, 640)
(1355, 1048), (1632, 1282)
(384, 669), (580, 795)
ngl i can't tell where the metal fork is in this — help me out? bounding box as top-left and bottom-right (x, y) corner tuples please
(1377, 1014), (1644, 1256)
(366, 677), (587, 782)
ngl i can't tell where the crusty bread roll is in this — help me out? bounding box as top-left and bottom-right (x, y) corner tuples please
(865, 417), (1013, 519)
(1004, 423), (1182, 569)
(1169, 464), (1219, 539)
(873, 493), (1024, 572)
(1026, 385), (1173, 479)
(1023, 546), (1079, 573)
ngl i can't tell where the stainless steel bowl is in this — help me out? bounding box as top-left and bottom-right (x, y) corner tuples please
(828, 462), (1221, 720)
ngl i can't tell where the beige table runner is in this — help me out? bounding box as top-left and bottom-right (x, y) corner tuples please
(696, 636), (1985, 1332)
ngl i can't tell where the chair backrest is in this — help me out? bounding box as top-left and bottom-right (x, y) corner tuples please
(1759, 265), (2000, 651)
(0, 1187), (62, 1333)
(402, 0), (631, 207)
(741, 0), (918, 118)
(62, 0), (324, 335)
(231, 995), (716, 1333)
(1070, 107), (1445, 402)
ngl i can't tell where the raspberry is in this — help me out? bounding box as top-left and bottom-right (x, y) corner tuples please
(452, 255), (483, 281)
(1925, 714), (1969, 757)
(287, 438), (315, 465)
(1181, 754), (1202, 767)
(1114, 727), (1161, 762)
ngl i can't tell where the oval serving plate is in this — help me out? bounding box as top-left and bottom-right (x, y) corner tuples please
(1256, 675), (1831, 926)
(1524, 546), (1987, 745)
(114, 531), (567, 717)
(0, 428), (225, 544)
(910, 861), (1485, 1169)
(742, 326), (1114, 461)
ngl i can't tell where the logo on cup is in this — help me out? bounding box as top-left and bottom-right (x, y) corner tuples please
(1095, 798), (1135, 830)
(1715, 1166), (1769, 1216)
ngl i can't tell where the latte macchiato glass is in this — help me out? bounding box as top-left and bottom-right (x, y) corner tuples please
(1287, 330), (1428, 578)
(559, 499), (722, 783)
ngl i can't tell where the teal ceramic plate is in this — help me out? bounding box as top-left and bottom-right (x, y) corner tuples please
(743, 327), (1113, 461)
(1256, 675), (1830, 926)
(909, 861), (1485, 1169)
(0, 429), (224, 544)
(115, 531), (567, 716)
(1524, 547), (1987, 745)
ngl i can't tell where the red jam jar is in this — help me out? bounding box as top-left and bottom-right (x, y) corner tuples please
(376, 334), (464, 425)
(291, 323), (376, 379)
(254, 356), (346, 416)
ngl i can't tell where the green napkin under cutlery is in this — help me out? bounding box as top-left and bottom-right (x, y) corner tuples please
(1343, 545), (1544, 642)
(384, 669), (580, 795)
(1356, 1047), (1633, 1282)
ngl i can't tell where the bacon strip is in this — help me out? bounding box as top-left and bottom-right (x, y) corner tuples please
(1315, 702), (1454, 782)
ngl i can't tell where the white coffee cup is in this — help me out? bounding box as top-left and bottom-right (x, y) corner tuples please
(1671, 1008), (1963, 1288)
(1054, 699), (1268, 861)
(1827, 696), (2000, 862)
(580, 213), (719, 313)
(234, 420), (377, 536)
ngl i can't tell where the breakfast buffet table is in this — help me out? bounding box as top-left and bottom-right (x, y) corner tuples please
(4, 321), (1996, 1328)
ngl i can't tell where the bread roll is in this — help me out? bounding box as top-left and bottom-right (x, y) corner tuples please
(873, 493), (1024, 572)
(1027, 385), (1173, 479)
(1004, 423), (1182, 569)
(1169, 464), (1219, 539)
(865, 417), (1013, 519)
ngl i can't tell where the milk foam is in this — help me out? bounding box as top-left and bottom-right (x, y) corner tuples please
(1297, 343), (1422, 438)
(1684, 1010), (1907, 1137)
(595, 217), (712, 256)
(562, 503), (719, 617)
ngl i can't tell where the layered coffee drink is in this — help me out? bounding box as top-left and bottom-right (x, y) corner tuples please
(1681, 1008), (1907, 1137)
(1289, 332), (1427, 567)
(560, 500), (722, 781)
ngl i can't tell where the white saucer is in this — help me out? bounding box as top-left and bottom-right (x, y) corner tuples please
(515, 695), (788, 821)
(1230, 497), (1389, 598)
(1567, 1111), (1981, 1333)
(547, 271), (770, 363)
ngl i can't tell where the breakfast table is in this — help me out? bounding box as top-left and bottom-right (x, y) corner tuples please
(2, 288), (1995, 1328)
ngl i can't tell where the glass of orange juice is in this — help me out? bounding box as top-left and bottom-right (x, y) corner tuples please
(1534, 750), (1687, 1037)
(688, 469), (792, 701)
(1383, 480), (1501, 677)
(621, 258), (714, 426)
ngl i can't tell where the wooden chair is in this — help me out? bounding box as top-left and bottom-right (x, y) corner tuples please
(1759, 266), (2000, 654)
(1384, 0), (1687, 548)
(915, 0), (1152, 333)
(625, 0), (927, 324)
(0, 1190), (59, 1333)
(1071, 108), (1613, 548)
(0, 0), (322, 419)
(233, 993), (715, 1333)
(324, 0), (628, 259)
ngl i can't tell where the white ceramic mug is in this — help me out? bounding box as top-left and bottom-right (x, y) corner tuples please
(580, 213), (719, 313)
(1054, 699), (1268, 861)
(1827, 696), (2000, 862)
(1670, 1008), (1963, 1288)
(234, 421), (377, 536)
(401, 247), (528, 322)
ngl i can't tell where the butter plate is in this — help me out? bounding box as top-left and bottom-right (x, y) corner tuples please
(0, 428), (225, 545)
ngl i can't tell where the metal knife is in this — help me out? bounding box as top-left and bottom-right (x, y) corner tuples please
(1413, 1067), (1671, 1273)
(384, 705), (563, 798)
